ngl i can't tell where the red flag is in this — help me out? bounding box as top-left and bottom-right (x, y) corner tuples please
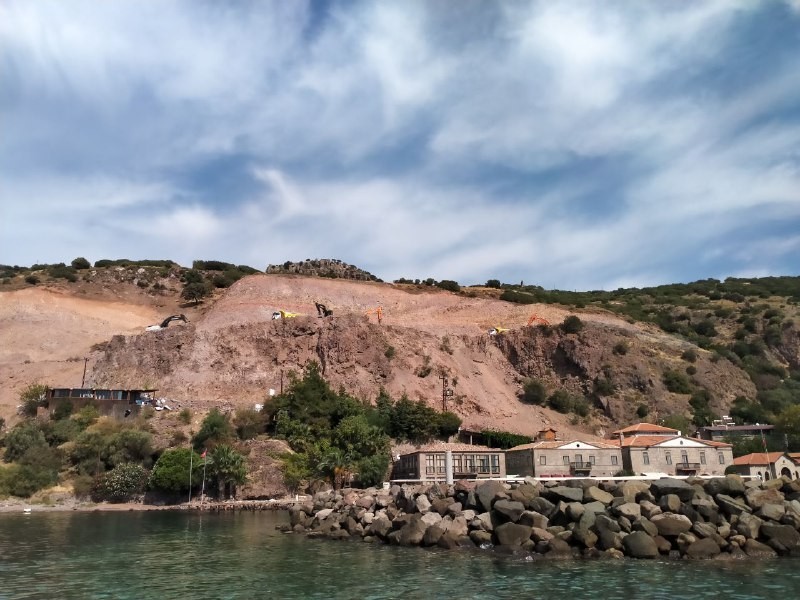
(201, 450), (207, 458)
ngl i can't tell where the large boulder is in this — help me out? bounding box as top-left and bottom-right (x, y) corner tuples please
(543, 486), (584, 503)
(704, 475), (745, 497)
(475, 481), (508, 512)
(650, 478), (696, 502)
(658, 494), (681, 513)
(519, 511), (549, 529)
(415, 494), (432, 514)
(584, 486), (614, 505)
(743, 538), (777, 558)
(745, 487), (784, 510)
(494, 522), (533, 546)
(422, 524), (445, 546)
(685, 537), (721, 559)
(716, 494), (751, 516)
(651, 513), (693, 536)
(623, 531), (659, 559)
(618, 481), (650, 503)
(735, 512), (763, 539)
(615, 502), (642, 520)
(633, 517), (659, 538)
(509, 483), (540, 506)
(368, 514), (393, 538)
(760, 522), (800, 553)
(527, 497), (556, 517)
(757, 503), (786, 522)
(493, 499), (526, 523)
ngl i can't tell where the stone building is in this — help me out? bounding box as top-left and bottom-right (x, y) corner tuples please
(505, 438), (622, 478)
(617, 433), (733, 476)
(731, 452), (800, 481)
(392, 443), (505, 483)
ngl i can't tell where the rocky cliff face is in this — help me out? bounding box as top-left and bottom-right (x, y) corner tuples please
(89, 274), (756, 438)
(265, 259), (380, 282)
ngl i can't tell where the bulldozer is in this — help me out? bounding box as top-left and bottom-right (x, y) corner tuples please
(315, 302), (333, 317)
(271, 310), (301, 320)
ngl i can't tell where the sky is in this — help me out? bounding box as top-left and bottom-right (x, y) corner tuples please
(1, 1), (799, 290)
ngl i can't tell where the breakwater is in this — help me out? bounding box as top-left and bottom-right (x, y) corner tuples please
(283, 475), (800, 559)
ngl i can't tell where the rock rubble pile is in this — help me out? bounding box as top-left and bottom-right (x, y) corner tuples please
(283, 475), (800, 559)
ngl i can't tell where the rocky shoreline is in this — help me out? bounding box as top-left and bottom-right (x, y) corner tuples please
(281, 475), (800, 559)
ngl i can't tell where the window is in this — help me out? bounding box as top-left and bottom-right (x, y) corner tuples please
(611, 455), (618, 466)
(478, 455), (490, 473)
(453, 455), (462, 473)
(718, 453), (725, 465)
(700, 451), (706, 465)
(643, 452), (650, 465)
(588, 455), (595, 465)
(681, 451), (688, 464)
(540, 455), (546, 465)
(435, 454), (446, 474)
(665, 452), (672, 465)
(491, 454), (500, 474)
(465, 455), (475, 473)
(425, 455), (435, 474)
(563, 456), (570, 465)
(574, 454), (582, 465)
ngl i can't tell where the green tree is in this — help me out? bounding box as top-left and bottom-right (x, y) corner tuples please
(4, 421), (47, 462)
(355, 454), (390, 488)
(436, 411), (462, 438)
(316, 446), (354, 490)
(181, 281), (211, 305)
(207, 444), (247, 499)
(71, 257), (91, 269)
(776, 405), (800, 451)
(233, 408), (266, 440)
(19, 383), (49, 417)
(522, 379), (547, 405)
(193, 408), (235, 451)
(662, 370), (692, 394)
(561, 315), (584, 334)
(149, 448), (203, 494)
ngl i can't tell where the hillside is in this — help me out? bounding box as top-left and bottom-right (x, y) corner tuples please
(5, 264), (794, 443)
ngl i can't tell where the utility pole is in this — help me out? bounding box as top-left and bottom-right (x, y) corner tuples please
(81, 357), (89, 387)
(439, 374), (453, 412)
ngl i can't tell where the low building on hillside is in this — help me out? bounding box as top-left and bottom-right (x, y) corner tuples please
(506, 438), (622, 478)
(392, 443), (505, 483)
(695, 416), (775, 442)
(731, 452), (800, 481)
(616, 434), (733, 476)
(46, 387), (158, 419)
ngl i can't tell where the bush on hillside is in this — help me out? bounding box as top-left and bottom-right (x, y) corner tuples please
(662, 370), (692, 394)
(561, 315), (584, 334)
(521, 379), (547, 405)
(91, 463), (149, 503)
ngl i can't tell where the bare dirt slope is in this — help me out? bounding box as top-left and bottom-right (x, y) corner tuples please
(76, 274), (754, 438)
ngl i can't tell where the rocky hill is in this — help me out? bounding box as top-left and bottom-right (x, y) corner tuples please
(265, 258), (381, 282)
(1, 263), (798, 443)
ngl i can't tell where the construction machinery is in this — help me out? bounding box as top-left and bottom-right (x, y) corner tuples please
(365, 306), (383, 324)
(315, 302), (333, 317)
(145, 314), (188, 332)
(488, 326), (509, 336)
(526, 313), (550, 326)
(271, 310), (301, 320)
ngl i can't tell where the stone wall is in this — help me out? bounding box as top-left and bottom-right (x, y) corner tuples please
(282, 475), (800, 559)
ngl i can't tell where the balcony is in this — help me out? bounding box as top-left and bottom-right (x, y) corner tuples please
(675, 462), (701, 472)
(570, 461), (593, 475)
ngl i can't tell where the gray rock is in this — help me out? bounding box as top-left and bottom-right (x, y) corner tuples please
(654, 535), (672, 554)
(760, 522), (800, 553)
(735, 512), (763, 539)
(595, 513), (621, 533)
(618, 481), (650, 503)
(692, 522), (717, 539)
(415, 494), (432, 514)
(615, 502), (641, 520)
(494, 522), (533, 546)
(422, 524), (445, 546)
(368, 514), (393, 538)
(545, 537), (573, 556)
(437, 530), (474, 549)
(509, 483), (540, 506)
(544, 486), (584, 503)
(633, 517), (658, 538)
(470, 530), (494, 546)
(743, 538), (777, 558)
(651, 478), (696, 502)
(716, 494), (751, 516)
(598, 529), (623, 551)
(745, 487), (784, 510)
(572, 524), (598, 549)
(639, 500), (662, 519)
(493, 499), (526, 523)
(583, 501), (608, 514)
(658, 494), (681, 513)
(421, 511), (442, 527)
(519, 510), (549, 529)
(528, 497), (556, 517)
(686, 537), (721, 559)
(448, 515), (469, 537)
(446, 501), (463, 516)
(676, 532), (697, 554)
(584, 486), (614, 505)
(475, 511), (496, 532)
(651, 513), (693, 536)
(622, 531), (659, 559)
(704, 475), (745, 497)
(476, 481), (508, 512)
(757, 503), (785, 522)
(531, 527), (554, 543)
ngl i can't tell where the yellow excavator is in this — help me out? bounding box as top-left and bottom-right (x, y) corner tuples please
(488, 326), (509, 336)
(271, 310), (301, 320)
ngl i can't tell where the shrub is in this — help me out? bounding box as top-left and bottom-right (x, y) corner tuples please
(24, 274), (39, 285)
(193, 408), (235, 451)
(71, 257), (91, 270)
(149, 448), (202, 494)
(4, 421), (47, 462)
(71, 474), (94, 499)
(522, 379), (547, 405)
(593, 377), (615, 396)
(233, 408), (266, 440)
(91, 463), (149, 503)
(547, 390), (575, 413)
(561, 315), (584, 334)
(485, 279), (502, 289)
(384, 346), (396, 360)
(636, 404), (649, 418)
(662, 370), (692, 394)
(178, 408), (192, 425)
(612, 341), (629, 356)
(354, 454), (390, 488)
(435, 280), (460, 292)
(436, 412), (462, 438)
(19, 383), (49, 417)
(681, 348), (697, 363)
(686, 365), (697, 376)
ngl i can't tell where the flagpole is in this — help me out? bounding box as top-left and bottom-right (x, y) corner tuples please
(201, 450), (207, 504)
(188, 447), (193, 504)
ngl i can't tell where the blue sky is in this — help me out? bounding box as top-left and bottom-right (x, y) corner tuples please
(1, 1), (799, 290)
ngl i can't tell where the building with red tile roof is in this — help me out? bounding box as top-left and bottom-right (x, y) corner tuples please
(731, 452), (800, 481)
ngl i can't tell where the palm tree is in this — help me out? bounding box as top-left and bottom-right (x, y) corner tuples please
(317, 447), (354, 490)
(208, 445), (247, 499)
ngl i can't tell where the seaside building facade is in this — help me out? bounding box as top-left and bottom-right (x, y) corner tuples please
(392, 443), (506, 483)
(505, 438), (622, 478)
(46, 387), (158, 419)
(731, 452), (800, 480)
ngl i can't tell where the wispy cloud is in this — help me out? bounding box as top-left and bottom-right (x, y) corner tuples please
(1, 0), (798, 288)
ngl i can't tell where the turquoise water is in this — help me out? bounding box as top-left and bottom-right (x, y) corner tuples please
(1, 511), (799, 599)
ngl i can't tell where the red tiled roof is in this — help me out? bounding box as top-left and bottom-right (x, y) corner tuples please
(611, 423), (679, 435)
(733, 452), (787, 466)
(618, 435), (730, 449)
(509, 439), (620, 451)
(413, 442), (497, 453)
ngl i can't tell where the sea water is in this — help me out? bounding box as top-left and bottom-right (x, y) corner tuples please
(1, 511), (799, 599)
